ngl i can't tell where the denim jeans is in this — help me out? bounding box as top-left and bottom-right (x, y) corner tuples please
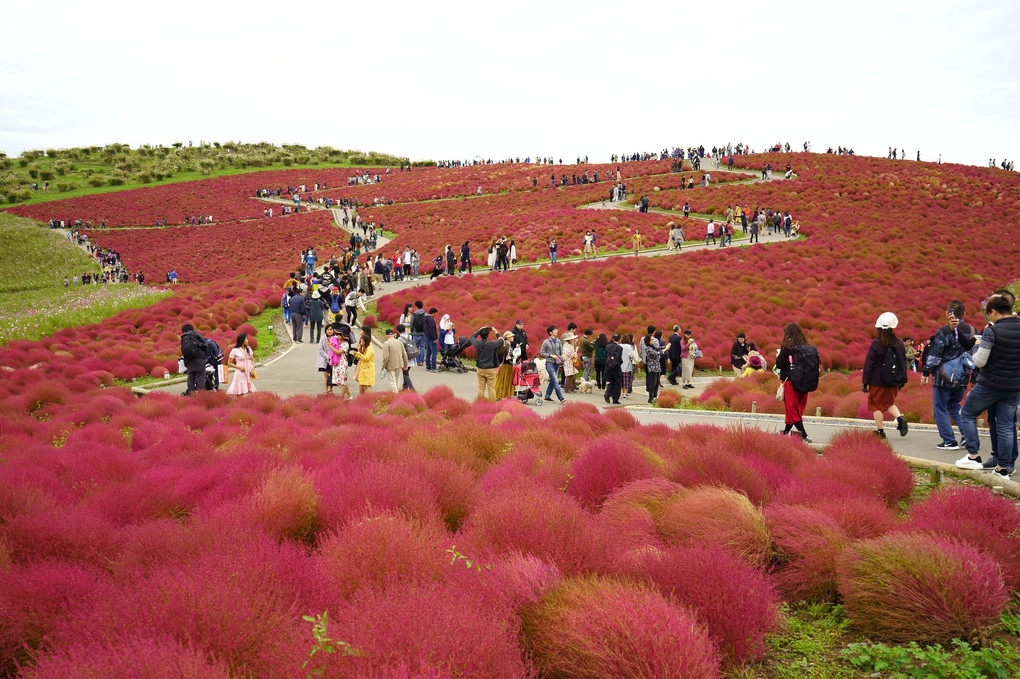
(550, 250), (557, 263)
(932, 384), (966, 445)
(424, 339), (437, 370)
(545, 362), (564, 400)
(988, 406), (1020, 471)
(412, 334), (427, 367)
(960, 383), (1020, 469)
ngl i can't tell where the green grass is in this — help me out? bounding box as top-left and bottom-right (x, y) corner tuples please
(733, 602), (857, 679)
(0, 286), (170, 346)
(0, 213), (170, 345)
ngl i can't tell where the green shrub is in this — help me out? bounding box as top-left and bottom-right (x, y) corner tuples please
(17, 159), (28, 168)
(56, 182), (76, 192)
(136, 172), (151, 184)
(837, 533), (1008, 644)
(28, 169), (38, 179)
(39, 170), (54, 181)
(87, 177), (105, 187)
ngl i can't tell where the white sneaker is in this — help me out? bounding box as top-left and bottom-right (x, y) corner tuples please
(955, 455), (983, 470)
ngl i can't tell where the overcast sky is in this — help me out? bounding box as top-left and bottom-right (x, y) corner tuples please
(2, 0), (1017, 167)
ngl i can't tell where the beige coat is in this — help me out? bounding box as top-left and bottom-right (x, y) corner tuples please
(381, 337), (407, 372)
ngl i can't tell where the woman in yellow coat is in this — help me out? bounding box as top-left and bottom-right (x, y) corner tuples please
(351, 328), (376, 395)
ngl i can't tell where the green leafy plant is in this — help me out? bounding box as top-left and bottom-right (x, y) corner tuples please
(447, 545), (489, 572)
(302, 611), (361, 677)
(842, 639), (1020, 678)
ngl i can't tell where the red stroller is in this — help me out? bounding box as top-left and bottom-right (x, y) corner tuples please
(513, 359), (543, 405)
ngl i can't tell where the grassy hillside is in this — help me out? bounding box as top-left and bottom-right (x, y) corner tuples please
(0, 142), (419, 207)
(0, 213), (169, 344)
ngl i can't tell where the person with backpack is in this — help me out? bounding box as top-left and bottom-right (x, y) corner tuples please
(862, 312), (910, 439)
(180, 324), (208, 396)
(776, 322), (819, 442)
(923, 300), (977, 454)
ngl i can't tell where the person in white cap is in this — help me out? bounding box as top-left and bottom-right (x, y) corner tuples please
(862, 312), (909, 439)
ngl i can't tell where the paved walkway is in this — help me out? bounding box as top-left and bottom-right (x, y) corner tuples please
(145, 164), (1018, 494)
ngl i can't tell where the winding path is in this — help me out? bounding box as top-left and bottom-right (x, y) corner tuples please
(145, 163), (1016, 493)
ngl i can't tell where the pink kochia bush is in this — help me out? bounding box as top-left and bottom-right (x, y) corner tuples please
(837, 533), (1009, 644)
(521, 577), (722, 679)
(567, 434), (660, 509)
(765, 504), (852, 603)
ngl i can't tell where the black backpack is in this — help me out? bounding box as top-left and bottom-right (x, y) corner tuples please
(181, 332), (205, 361)
(789, 345), (820, 393)
(880, 344), (908, 388)
(410, 312), (425, 334)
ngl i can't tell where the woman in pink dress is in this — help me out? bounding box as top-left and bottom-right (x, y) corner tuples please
(226, 333), (256, 396)
(328, 325), (352, 400)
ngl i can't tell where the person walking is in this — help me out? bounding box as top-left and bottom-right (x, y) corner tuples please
(394, 324), (416, 391)
(288, 286), (307, 343)
(380, 328), (407, 393)
(776, 322), (818, 442)
(307, 291), (325, 344)
(862, 313), (910, 438)
(643, 328), (665, 404)
(540, 325), (567, 404)
(225, 333), (256, 396)
(562, 330), (579, 393)
(706, 220), (717, 246)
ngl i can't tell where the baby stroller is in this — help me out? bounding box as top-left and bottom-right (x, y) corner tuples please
(513, 358), (543, 405)
(437, 336), (471, 373)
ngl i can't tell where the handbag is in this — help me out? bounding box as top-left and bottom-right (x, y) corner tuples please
(250, 369), (257, 380)
(775, 380), (785, 402)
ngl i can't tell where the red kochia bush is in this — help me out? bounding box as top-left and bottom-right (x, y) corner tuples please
(624, 544), (780, 667)
(333, 579), (534, 679)
(837, 533), (1009, 644)
(899, 486), (1020, 591)
(567, 434), (660, 509)
(460, 481), (604, 576)
(318, 510), (449, 598)
(24, 635), (232, 679)
(522, 577), (722, 678)
(765, 504), (852, 603)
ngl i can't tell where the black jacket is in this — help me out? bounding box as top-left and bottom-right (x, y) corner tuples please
(471, 331), (504, 369)
(976, 316), (1020, 392)
(862, 338), (907, 387)
(922, 323), (975, 387)
(512, 326), (529, 358)
(605, 341), (623, 369)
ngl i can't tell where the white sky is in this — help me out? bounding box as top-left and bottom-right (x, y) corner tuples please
(2, 0), (1018, 166)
